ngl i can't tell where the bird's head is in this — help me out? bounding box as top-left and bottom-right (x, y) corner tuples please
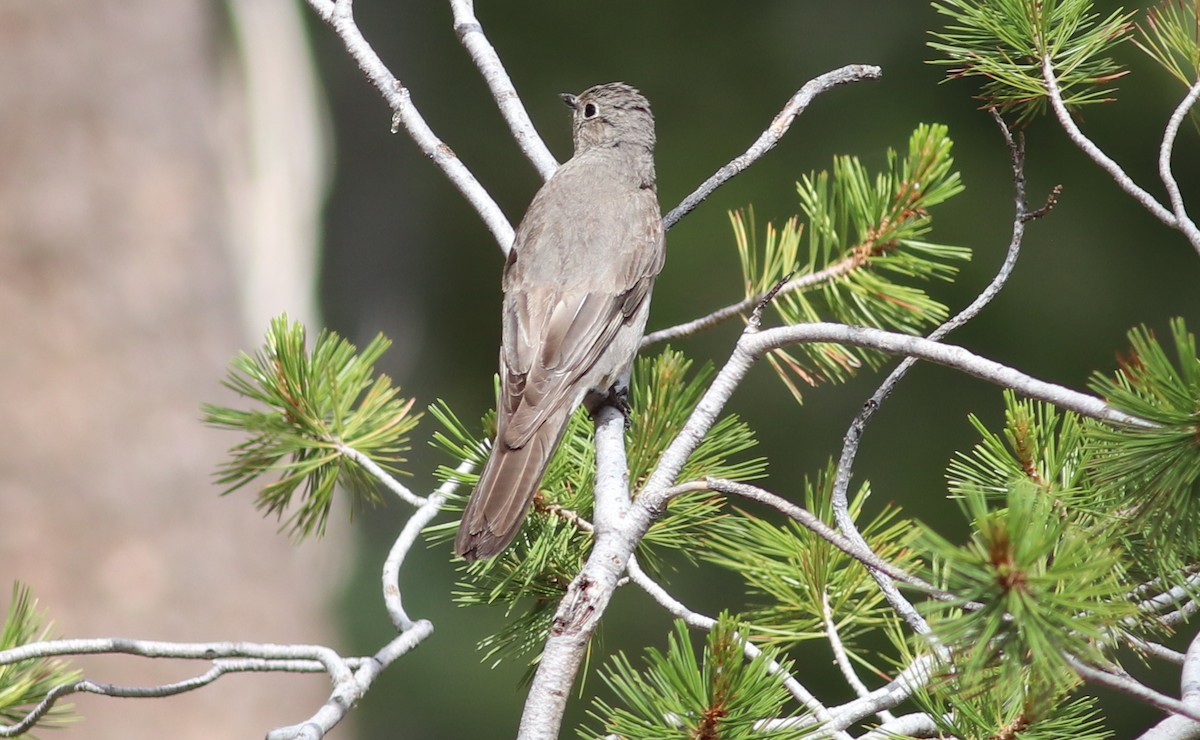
(560, 82), (655, 154)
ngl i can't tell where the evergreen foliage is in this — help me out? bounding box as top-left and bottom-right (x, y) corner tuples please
(0, 584), (79, 734)
(1135, 0), (1200, 89)
(704, 462), (916, 654)
(202, 315), (421, 539)
(929, 0), (1134, 120)
(582, 615), (806, 739)
(11, 0), (1200, 736)
(734, 124), (969, 401)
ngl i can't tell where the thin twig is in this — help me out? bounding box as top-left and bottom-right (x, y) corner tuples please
(336, 442), (425, 507)
(857, 712), (949, 740)
(0, 638), (352, 680)
(758, 654), (940, 735)
(304, 0), (515, 251)
(663, 65), (882, 230)
(745, 324), (1147, 427)
(1136, 572), (1200, 615)
(448, 0), (558, 180)
(0, 455), (461, 740)
(1127, 635), (1187, 666)
(698, 478), (943, 594)
(1162, 599), (1200, 627)
(0, 658), (337, 738)
(381, 459), (471, 630)
(1157, 80), (1200, 256)
(642, 261), (857, 347)
(1023, 183), (1062, 223)
(1137, 629), (1200, 739)
(1072, 657), (1200, 724)
(267, 621), (434, 740)
(1042, 56), (1178, 230)
(822, 590), (894, 724)
(268, 452), (461, 737)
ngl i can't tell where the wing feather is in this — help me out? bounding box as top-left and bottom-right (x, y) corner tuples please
(498, 176), (662, 451)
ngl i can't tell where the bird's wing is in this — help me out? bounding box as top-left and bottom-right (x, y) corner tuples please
(498, 188), (663, 450)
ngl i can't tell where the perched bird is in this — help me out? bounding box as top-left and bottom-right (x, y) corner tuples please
(454, 82), (665, 561)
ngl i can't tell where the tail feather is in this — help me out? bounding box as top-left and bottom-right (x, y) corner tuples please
(454, 410), (570, 560)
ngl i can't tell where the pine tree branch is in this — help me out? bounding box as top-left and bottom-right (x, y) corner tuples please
(0, 656), (362, 738)
(556, 276), (1142, 740)
(448, 0), (558, 180)
(641, 251), (871, 348)
(747, 324), (1148, 427)
(0, 458), (464, 739)
(638, 320), (1144, 561)
(1127, 635), (1187, 666)
(662, 64), (883, 230)
(1136, 572), (1200, 616)
(0, 638), (357, 738)
(518, 405), (636, 740)
(382, 460), (471, 630)
(1163, 600), (1200, 627)
(0, 619), (435, 740)
(757, 654), (940, 735)
(1137, 630), (1200, 739)
(267, 623), (434, 740)
(1045, 53), (1200, 255)
(303, 0), (515, 251)
(829, 109), (1037, 641)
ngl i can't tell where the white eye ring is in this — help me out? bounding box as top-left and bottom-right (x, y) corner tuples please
(583, 102), (598, 119)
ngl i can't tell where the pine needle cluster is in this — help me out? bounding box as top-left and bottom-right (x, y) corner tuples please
(582, 615), (805, 740)
(704, 463), (917, 653)
(0, 583), (80, 733)
(1088, 319), (1200, 581)
(929, 0), (1134, 121)
(203, 315), (421, 539)
(1135, 0), (1200, 89)
(897, 318), (1200, 735)
(735, 123), (969, 401)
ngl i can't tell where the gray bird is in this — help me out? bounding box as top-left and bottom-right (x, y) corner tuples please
(454, 82), (665, 561)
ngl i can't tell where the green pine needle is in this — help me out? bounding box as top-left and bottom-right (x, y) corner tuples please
(734, 123), (969, 402)
(909, 676), (1113, 740)
(581, 615), (806, 739)
(948, 391), (1108, 516)
(929, 0), (1134, 122)
(704, 461), (917, 653)
(1135, 0), (1200, 87)
(202, 315), (421, 540)
(0, 583), (81, 731)
(1087, 319), (1200, 533)
(919, 482), (1138, 699)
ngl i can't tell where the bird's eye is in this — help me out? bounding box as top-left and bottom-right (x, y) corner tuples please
(583, 103), (598, 119)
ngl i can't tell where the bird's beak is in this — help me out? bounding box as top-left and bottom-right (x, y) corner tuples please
(559, 93), (577, 110)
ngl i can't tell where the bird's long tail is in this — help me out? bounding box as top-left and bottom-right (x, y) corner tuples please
(454, 410), (571, 560)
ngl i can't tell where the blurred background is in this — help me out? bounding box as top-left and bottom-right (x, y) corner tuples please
(2, 0), (1198, 737)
